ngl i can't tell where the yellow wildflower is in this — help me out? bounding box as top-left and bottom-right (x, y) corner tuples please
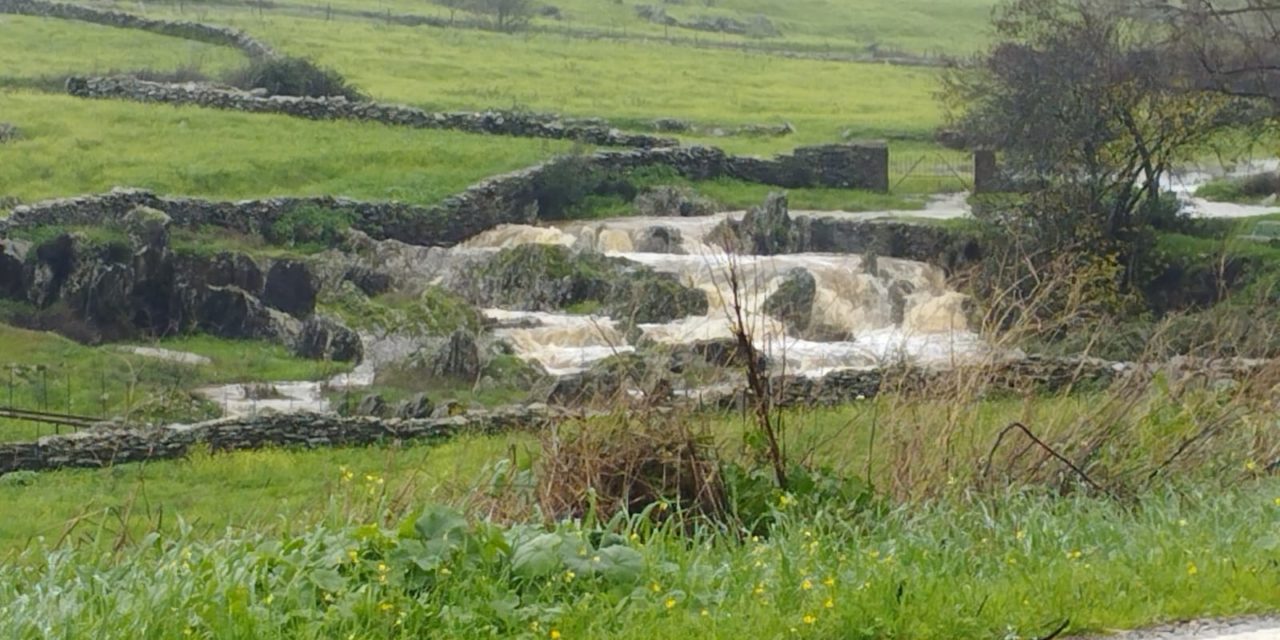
(701, 609), (709, 617)
(824, 598), (834, 609)
(378, 602), (394, 613)
(803, 614), (816, 625)
(563, 570), (576, 583)
(823, 576), (835, 587)
(665, 597), (676, 609)
(549, 631), (561, 640)
(1067, 549), (1083, 560)
(1187, 562), (1199, 576)
(753, 582), (766, 596)
(801, 578), (813, 590)
(1246, 460), (1258, 472)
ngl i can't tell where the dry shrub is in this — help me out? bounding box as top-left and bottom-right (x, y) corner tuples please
(533, 412), (729, 525)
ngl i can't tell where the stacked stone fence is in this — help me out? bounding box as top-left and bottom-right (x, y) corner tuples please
(1, 144), (892, 247)
(0, 0), (279, 58)
(64, 76), (676, 148)
(0, 404), (562, 475)
(3, 356), (1269, 475)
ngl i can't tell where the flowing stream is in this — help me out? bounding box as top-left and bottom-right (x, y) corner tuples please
(466, 212), (985, 377)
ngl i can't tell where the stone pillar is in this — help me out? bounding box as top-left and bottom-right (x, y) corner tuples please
(973, 149), (998, 194)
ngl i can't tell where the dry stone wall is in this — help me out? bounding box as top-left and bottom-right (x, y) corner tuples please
(0, 0), (279, 58)
(0, 404), (561, 474)
(66, 76), (679, 148)
(1, 144), (893, 247)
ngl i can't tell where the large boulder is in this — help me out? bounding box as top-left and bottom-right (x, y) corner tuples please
(463, 244), (706, 323)
(605, 272), (708, 324)
(123, 206), (170, 250)
(633, 225), (684, 254)
(293, 315), (363, 362)
(263, 259), (317, 317)
(763, 267), (816, 333)
(429, 329), (482, 380)
(467, 244), (613, 311)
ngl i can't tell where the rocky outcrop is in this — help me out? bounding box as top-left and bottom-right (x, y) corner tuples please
(712, 193), (807, 255)
(0, 122), (18, 144)
(632, 186), (716, 218)
(0, 238), (30, 300)
(633, 226), (684, 254)
(66, 76), (676, 149)
(394, 393), (435, 419)
(263, 259), (318, 316)
(1, 214), (359, 360)
(460, 244), (707, 323)
(763, 267), (816, 333)
(0, 404), (563, 475)
(294, 316), (363, 362)
(429, 329), (482, 380)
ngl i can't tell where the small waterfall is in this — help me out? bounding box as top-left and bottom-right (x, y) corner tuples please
(458, 214), (984, 376)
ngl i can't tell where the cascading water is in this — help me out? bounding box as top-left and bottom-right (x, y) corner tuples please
(464, 212), (985, 377)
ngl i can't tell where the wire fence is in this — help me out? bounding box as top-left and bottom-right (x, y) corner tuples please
(889, 151), (975, 194)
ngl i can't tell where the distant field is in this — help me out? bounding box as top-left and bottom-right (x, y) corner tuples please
(86, 0), (996, 55)
(0, 13), (244, 80)
(44, 4), (952, 154)
(0, 91), (571, 205)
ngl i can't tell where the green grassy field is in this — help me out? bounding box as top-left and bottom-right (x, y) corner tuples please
(99, 0), (997, 54)
(38, 3), (952, 154)
(0, 12), (245, 82)
(0, 90), (571, 205)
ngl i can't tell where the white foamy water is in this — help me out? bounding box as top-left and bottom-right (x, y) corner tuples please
(467, 213), (986, 376)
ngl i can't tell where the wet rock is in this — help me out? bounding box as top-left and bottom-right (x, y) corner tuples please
(633, 186), (715, 218)
(711, 193), (808, 255)
(429, 329), (482, 380)
(888, 280), (915, 325)
(605, 272), (708, 324)
(763, 267), (816, 333)
(293, 315), (363, 362)
(633, 225), (684, 254)
(354, 393), (388, 417)
(395, 392), (435, 419)
(466, 244), (614, 312)
(263, 259), (317, 317)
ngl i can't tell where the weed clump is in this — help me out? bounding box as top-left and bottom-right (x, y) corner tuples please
(222, 57), (364, 100)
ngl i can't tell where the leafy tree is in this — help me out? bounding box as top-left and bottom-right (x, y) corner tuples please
(470, 0), (535, 32)
(944, 0), (1234, 245)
